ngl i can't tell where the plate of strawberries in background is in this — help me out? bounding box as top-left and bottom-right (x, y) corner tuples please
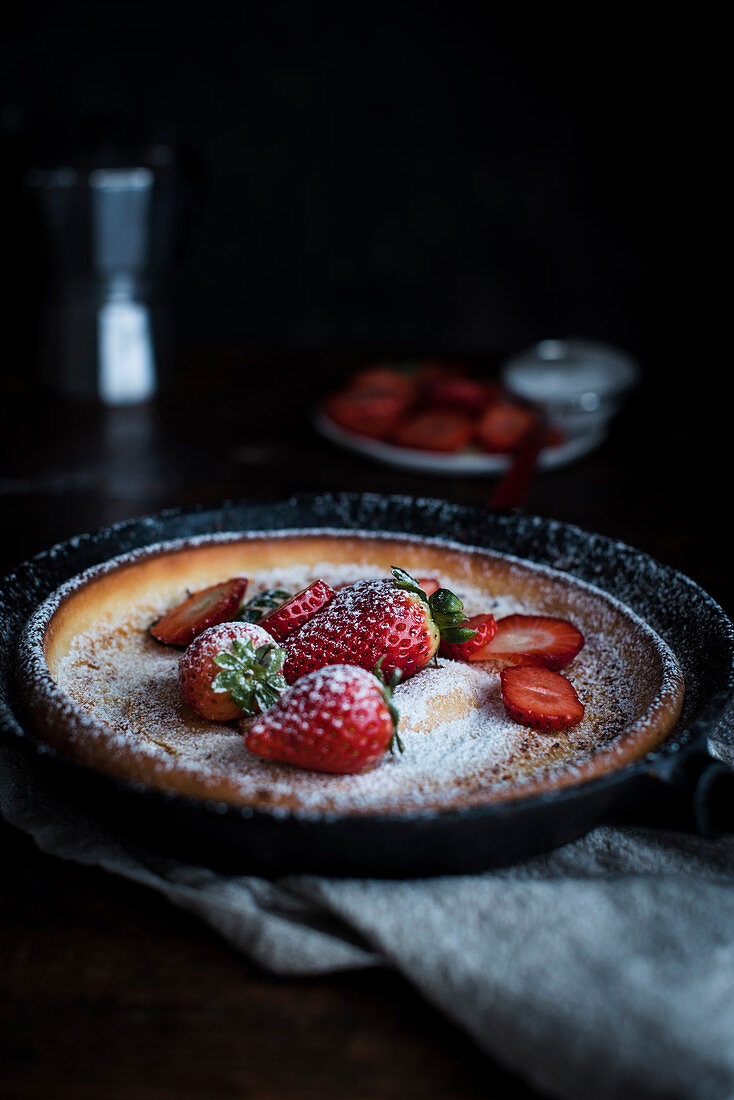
(315, 361), (606, 474)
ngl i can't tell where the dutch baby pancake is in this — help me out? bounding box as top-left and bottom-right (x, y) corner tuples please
(17, 530), (685, 815)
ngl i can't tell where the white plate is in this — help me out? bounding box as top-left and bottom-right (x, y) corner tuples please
(313, 409), (606, 476)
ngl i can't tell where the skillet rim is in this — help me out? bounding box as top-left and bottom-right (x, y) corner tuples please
(2, 491), (734, 835)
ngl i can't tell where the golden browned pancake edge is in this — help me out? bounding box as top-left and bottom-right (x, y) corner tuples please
(17, 531), (686, 814)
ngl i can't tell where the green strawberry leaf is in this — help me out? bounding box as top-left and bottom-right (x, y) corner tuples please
(213, 651), (240, 671)
(391, 567), (477, 650)
(373, 656), (404, 754)
(390, 566), (428, 602)
(440, 625), (480, 645)
(236, 588), (292, 623)
(427, 588), (477, 644)
(211, 638), (288, 715)
(428, 588), (464, 617)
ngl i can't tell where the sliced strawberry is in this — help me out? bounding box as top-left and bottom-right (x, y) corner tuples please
(471, 614), (584, 670)
(417, 577), (440, 596)
(476, 402), (539, 453)
(423, 375), (501, 416)
(500, 665), (585, 731)
(439, 613), (497, 661)
(259, 580), (335, 642)
(150, 577), (249, 647)
(392, 410), (474, 453)
(324, 390), (411, 440)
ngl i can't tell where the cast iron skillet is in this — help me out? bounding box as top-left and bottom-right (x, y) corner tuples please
(2, 492), (734, 878)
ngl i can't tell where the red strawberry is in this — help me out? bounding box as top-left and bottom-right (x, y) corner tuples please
(392, 410), (474, 453)
(150, 577), (249, 647)
(283, 567), (475, 684)
(178, 622), (287, 721)
(471, 614), (584, 670)
(439, 613), (497, 661)
(476, 402), (539, 453)
(500, 665), (585, 731)
(246, 662), (402, 774)
(423, 375), (501, 416)
(324, 390), (410, 440)
(259, 580), (335, 642)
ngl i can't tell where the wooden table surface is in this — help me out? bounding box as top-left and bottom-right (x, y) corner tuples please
(1, 348), (728, 1099)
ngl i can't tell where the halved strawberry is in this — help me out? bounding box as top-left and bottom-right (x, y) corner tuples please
(392, 410), (474, 453)
(500, 665), (585, 731)
(150, 577), (249, 647)
(259, 580), (335, 642)
(476, 402), (539, 453)
(440, 613), (497, 661)
(470, 614), (584, 670)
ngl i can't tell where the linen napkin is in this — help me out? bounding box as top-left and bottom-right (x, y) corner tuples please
(3, 735), (734, 1100)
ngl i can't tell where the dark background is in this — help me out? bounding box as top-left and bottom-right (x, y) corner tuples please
(1, 2), (725, 406)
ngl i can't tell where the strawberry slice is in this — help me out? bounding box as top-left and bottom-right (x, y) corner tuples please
(476, 402), (539, 453)
(259, 579), (335, 642)
(470, 614), (584, 669)
(500, 665), (585, 731)
(439, 613), (497, 661)
(392, 410), (474, 453)
(150, 577), (249, 647)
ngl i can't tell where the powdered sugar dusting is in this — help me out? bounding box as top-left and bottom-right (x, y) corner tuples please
(48, 555), (680, 815)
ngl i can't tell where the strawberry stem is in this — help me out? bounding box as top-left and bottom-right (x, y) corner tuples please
(373, 656), (404, 754)
(391, 566), (428, 600)
(391, 566), (477, 646)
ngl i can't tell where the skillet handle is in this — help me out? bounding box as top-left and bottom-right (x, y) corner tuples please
(645, 748), (734, 838)
(690, 757), (734, 837)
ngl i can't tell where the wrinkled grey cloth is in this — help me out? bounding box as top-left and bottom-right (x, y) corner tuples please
(3, 738), (734, 1100)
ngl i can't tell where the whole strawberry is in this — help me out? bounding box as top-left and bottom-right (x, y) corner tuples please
(245, 662), (402, 774)
(179, 621), (287, 721)
(282, 567), (476, 684)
